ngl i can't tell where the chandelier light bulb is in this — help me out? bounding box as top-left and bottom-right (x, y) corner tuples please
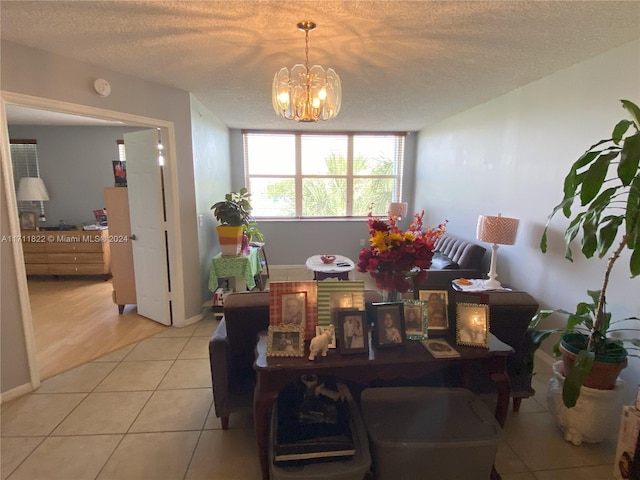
(272, 21), (342, 122)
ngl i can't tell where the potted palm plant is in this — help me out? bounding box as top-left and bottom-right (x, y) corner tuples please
(533, 99), (640, 412)
(211, 187), (263, 256)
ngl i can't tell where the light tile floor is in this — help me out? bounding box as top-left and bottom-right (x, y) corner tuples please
(1, 267), (618, 480)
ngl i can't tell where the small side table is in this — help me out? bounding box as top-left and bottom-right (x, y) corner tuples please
(305, 254), (355, 281)
(209, 247), (261, 292)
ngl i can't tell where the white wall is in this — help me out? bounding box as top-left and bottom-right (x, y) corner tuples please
(8, 125), (143, 227)
(190, 94), (232, 302)
(415, 39), (640, 403)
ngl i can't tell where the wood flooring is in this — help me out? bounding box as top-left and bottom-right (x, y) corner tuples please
(28, 276), (169, 380)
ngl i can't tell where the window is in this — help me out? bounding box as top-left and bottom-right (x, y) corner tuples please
(243, 132), (405, 218)
(117, 139), (126, 162)
(10, 140), (45, 216)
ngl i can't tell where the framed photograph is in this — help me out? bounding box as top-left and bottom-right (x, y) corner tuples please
(19, 211), (37, 230)
(317, 281), (365, 327)
(337, 310), (369, 354)
(403, 300), (428, 340)
(455, 302), (490, 348)
(267, 324), (305, 357)
(316, 325), (337, 349)
(371, 303), (405, 348)
(269, 281), (317, 339)
(281, 292), (307, 327)
(112, 160), (127, 186)
(418, 290), (449, 331)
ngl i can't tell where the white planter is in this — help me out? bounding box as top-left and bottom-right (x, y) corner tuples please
(547, 361), (625, 445)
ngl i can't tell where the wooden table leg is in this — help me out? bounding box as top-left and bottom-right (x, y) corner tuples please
(254, 378), (278, 480)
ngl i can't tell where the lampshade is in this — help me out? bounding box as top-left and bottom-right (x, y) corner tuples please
(272, 21), (342, 122)
(476, 214), (519, 245)
(388, 202), (408, 219)
(17, 177), (50, 201)
(476, 213), (519, 289)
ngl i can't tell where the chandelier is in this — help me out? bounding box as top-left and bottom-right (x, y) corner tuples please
(272, 21), (342, 122)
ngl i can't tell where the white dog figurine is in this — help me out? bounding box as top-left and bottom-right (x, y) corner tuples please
(308, 325), (334, 361)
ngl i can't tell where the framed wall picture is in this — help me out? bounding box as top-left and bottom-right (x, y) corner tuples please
(371, 302), (405, 348)
(337, 310), (369, 354)
(267, 324), (305, 357)
(19, 211), (37, 230)
(269, 281), (317, 339)
(112, 160), (127, 186)
(403, 300), (428, 340)
(418, 289), (449, 331)
(455, 302), (490, 348)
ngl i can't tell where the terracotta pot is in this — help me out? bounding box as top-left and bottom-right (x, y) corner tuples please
(216, 225), (244, 256)
(559, 333), (627, 390)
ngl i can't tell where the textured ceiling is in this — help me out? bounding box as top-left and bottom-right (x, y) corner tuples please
(2, 1), (639, 131)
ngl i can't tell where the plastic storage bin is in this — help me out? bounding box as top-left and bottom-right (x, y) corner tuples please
(361, 387), (503, 480)
(270, 383), (371, 480)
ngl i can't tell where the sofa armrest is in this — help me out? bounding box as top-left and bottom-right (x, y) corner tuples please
(209, 318), (231, 418)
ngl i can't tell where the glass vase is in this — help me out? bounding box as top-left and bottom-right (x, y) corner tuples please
(382, 289), (402, 303)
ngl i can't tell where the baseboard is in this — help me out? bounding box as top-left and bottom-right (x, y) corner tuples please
(1, 382), (33, 404)
(182, 312), (203, 327)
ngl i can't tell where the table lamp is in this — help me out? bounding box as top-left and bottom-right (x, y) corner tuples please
(476, 213), (519, 289)
(17, 177), (50, 225)
(388, 202), (408, 220)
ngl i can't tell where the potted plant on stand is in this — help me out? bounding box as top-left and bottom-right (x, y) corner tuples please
(211, 187), (263, 256)
(532, 99), (640, 444)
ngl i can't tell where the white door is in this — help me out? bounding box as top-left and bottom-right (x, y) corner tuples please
(124, 129), (171, 325)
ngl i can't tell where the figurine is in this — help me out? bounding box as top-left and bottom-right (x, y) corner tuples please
(308, 325), (334, 360)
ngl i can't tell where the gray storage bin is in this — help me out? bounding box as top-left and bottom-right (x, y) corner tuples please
(361, 387), (503, 480)
(270, 383), (371, 480)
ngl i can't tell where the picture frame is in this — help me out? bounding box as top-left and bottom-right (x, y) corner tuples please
(112, 160), (127, 187)
(269, 281), (318, 339)
(455, 302), (490, 348)
(403, 299), (428, 340)
(418, 289), (449, 331)
(316, 325), (337, 349)
(316, 281), (365, 327)
(371, 302), (405, 348)
(281, 292), (307, 327)
(19, 211), (37, 230)
(267, 324), (305, 357)
(337, 310), (369, 354)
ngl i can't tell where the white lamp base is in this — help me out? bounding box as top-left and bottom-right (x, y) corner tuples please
(484, 243), (502, 289)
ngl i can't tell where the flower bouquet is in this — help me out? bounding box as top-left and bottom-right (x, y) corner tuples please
(357, 211), (447, 294)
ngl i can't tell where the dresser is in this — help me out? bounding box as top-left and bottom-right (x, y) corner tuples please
(22, 229), (111, 277)
(104, 187), (137, 313)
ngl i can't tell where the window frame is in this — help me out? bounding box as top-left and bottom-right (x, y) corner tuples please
(242, 130), (406, 219)
(10, 139), (46, 217)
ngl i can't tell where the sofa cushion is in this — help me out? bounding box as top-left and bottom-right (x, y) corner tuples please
(430, 251), (459, 270)
(434, 234), (486, 271)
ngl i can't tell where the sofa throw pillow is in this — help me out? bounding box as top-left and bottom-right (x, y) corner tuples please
(430, 251), (459, 270)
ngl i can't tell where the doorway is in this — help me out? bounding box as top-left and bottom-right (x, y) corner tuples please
(1, 92), (184, 386)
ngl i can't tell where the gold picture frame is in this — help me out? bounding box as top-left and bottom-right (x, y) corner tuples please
(455, 302), (490, 348)
(267, 324), (305, 357)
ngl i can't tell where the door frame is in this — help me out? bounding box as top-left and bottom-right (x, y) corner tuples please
(0, 91), (186, 389)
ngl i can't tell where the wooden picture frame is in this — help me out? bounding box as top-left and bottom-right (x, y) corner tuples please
(403, 299), (428, 340)
(337, 310), (369, 354)
(19, 211), (37, 230)
(455, 302), (490, 348)
(419, 289), (449, 331)
(267, 324), (305, 357)
(371, 302), (405, 348)
(315, 325), (337, 349)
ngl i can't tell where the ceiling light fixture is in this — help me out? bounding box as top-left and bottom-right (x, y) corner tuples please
(272, 21), (342, 122)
